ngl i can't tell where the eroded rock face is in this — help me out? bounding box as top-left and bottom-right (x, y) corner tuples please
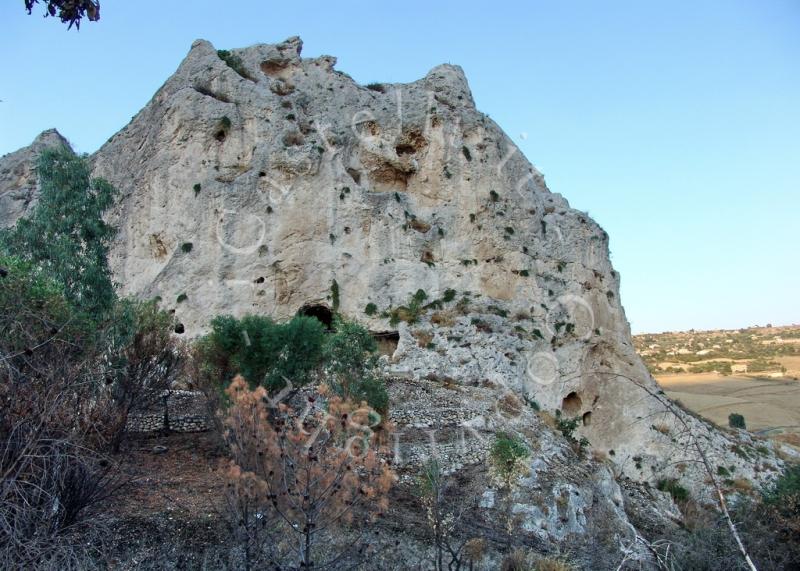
(0, 129), (71, 228)
(0, 37), (785, 565)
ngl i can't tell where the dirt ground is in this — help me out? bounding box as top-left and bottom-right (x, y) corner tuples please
(112, 431), (228, 519)
(656, 373), (800, 436)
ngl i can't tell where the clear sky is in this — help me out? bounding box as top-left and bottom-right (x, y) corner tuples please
(2, 1), (798, 334)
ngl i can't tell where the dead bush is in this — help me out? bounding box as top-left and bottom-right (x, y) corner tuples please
(222, 376), (395, 570)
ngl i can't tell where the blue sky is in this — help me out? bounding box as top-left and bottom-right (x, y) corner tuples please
(2, 0), (798, 333)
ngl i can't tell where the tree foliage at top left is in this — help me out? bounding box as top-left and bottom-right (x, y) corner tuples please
(24, 0), (100, 29)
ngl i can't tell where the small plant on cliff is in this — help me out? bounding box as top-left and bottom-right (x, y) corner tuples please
(364, 302), (378, 316)
(657, 478), (690, 503)
(216, 49), (252, 80)
(490, 432), (530, 483)
(388, 289), (428, 326)
(330, 279), (340, 311)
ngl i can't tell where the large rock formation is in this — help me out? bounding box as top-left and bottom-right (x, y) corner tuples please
(0, 37), (786, 567)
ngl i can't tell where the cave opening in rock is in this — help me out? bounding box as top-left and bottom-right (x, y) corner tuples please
(562, 391), (582, 416)
(371, 331), (399, 357)
(582, 411), (592, 426)
(298, 304), (334, 330)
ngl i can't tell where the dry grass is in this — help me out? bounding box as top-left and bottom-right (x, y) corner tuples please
(652, 422), (671, 435)
(498, 393), (523, 417)
(659, 374), (800, 435)
(537, 410), (558, 430)
(430, 310), (456, 327)
(775, 432), (800, 448)
(731, 478), (753, 493)
(536, 558), (574, 571)
(413, 330), (434, 348)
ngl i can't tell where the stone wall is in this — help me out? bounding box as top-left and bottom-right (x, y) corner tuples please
(126, 390), (210, 433)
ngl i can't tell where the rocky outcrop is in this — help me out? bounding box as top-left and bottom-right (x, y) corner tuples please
(0, 129), (70, 228)
(0, 37), (786, 567)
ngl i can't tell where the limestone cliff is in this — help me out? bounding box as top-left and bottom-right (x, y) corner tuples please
(0, 37), (785, 566)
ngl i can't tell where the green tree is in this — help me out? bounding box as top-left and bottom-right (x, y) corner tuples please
(196, 314), (326, 391)
(0, 147), (118, 320)
(728, 413), (747, 430)
(323, 318), (388, 414)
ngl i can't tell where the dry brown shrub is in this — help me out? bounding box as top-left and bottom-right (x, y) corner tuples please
(223, 376), (394, 569)
(430, 311), (456, 327)
(498, 393), (523, 417)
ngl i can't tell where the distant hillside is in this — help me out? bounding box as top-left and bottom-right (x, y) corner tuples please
(634, 325), (800, 379)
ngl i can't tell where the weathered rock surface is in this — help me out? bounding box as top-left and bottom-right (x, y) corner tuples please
(0, 37), (787, 567)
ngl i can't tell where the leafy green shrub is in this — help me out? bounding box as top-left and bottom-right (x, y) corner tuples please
(365, 82), (385, 92)
(181, 242), (193, 253)
(364, 302), (378, 316)
(555, 410), (580, 441)
(764, 464), (800, 509)
(491, 432), (530, 481)
(489, 190), (499, 202)
(193, 183), (201, 196)
(217, 49), (252, 80)
(728, 413), (746, 429)
(657, 478), (690, 503)
(322, 319), (388, 414)
(388, 289), (428, 326)
(176, 293), (187, 303)
(196, 314), (326, 391)
(488, 305), (509, 318)
(442, 288), (457, 303)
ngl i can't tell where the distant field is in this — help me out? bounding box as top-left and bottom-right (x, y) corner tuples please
(657, 373), (800, 436)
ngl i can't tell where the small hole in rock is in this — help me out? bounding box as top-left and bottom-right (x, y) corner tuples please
(562, 391), (582, 416)
(372, 331), (399, 357)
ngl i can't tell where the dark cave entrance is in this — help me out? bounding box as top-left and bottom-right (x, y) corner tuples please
(562, 391), (583, 416)
(298, 304), (334, 331)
